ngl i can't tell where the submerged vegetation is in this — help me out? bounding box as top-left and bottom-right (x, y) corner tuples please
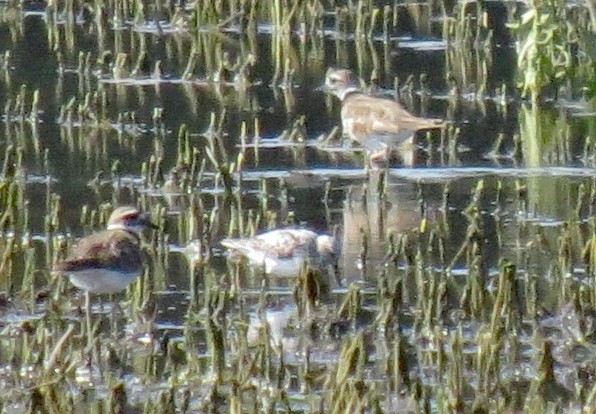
(0, 0), (595, 412)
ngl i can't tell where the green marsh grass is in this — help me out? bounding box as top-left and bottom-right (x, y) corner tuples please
(510, 0), (595, 104)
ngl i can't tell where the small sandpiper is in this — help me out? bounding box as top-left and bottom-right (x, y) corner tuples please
(221, 228), (338, 279)
(54, 205), (157, 295)
(323, 67), (444, 166)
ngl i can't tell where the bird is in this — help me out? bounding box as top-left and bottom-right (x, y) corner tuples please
(53, 205), (157, 347)
(323, 67), (444, 166)
(54, 205), (156, 295)
(221, 228), (338, 279)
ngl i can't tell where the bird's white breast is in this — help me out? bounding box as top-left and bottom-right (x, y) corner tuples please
(67, 269), (143, 294)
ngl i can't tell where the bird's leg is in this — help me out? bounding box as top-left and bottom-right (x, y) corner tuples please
(367, 145), (390, 170)
(85, 290), (94, 365)
(108, 295), (120, 338)
(396, 136), (416, 168)
(333, 260), (342, 288)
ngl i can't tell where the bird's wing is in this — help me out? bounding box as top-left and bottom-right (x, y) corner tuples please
(222, 229), (316, 259)
(54, 230), (141, 272)
(257, 229), (319, 258)
(343, 95), (443, 135)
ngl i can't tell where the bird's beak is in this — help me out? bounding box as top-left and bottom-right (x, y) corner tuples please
(140, 214), (161, 231)
(315, 83), (328, 93)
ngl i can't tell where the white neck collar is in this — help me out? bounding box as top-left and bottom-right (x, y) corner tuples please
(337, 86), (360, 101)
(107, 223), (143, 234)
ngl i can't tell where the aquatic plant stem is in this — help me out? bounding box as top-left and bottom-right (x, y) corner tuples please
(586, 1), (596, 32)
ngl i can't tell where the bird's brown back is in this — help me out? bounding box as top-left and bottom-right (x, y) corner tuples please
(54, 229), (142, 273)
(342, 93), (444, 136)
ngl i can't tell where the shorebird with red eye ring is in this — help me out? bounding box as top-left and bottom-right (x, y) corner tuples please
(54, 206), (158, 295)
(53, 206), (158, 345)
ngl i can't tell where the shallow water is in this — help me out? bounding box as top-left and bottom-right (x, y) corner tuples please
(0, 0), (595, 412)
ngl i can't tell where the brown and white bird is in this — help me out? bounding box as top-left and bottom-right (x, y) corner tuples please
(221, 228), (338, 278)
(54, 206), (156, 295)
(323, 67), (444, 165)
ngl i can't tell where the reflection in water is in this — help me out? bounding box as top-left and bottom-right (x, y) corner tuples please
(341, 171), (423, 283)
